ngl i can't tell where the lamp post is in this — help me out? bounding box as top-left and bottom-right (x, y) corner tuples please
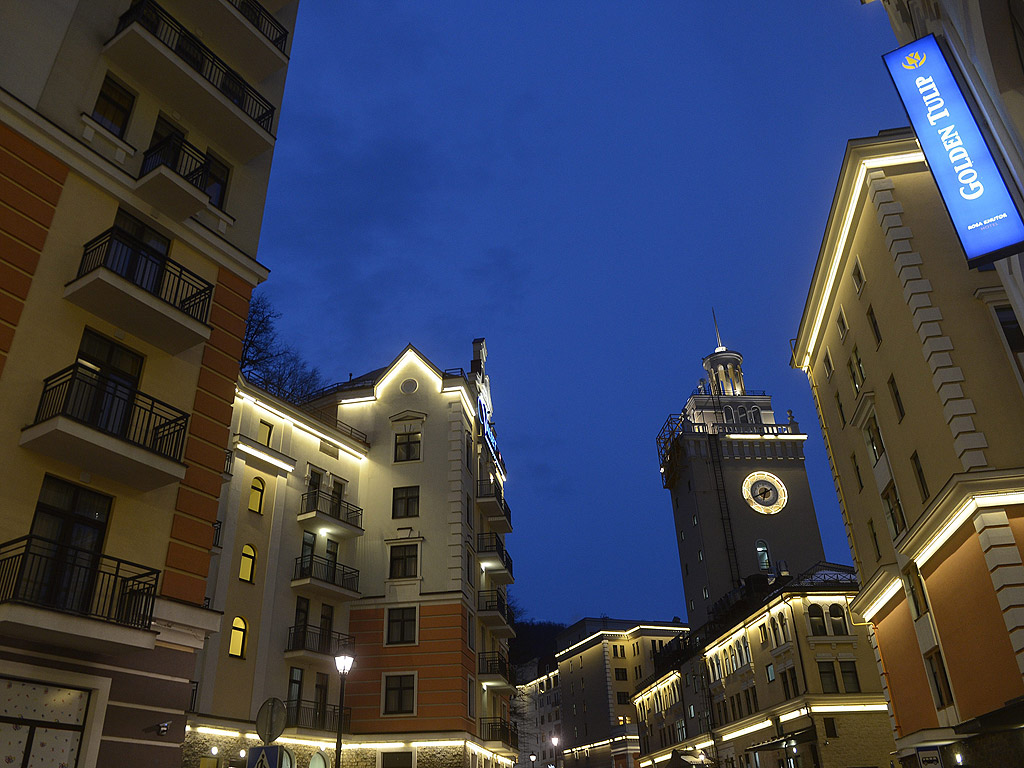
(551, 736), (560, 768)
(334, 653), (354, 768)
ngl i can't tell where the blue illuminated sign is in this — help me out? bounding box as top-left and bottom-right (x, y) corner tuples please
(478, 395), (505, 475)
(884, 34), (1024, 265)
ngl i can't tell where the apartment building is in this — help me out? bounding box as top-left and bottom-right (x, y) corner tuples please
(0, 2), (297, 766)
(554, 619), (685, 768)
(793, 129), (1024, 766)
(633, 564), (895, 768)
(184, 340), (518, 768)
(517, 664), (562, 768)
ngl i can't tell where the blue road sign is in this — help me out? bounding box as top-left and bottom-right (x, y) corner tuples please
(248, 745), (281, 768)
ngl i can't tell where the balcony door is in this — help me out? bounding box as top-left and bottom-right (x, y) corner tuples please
(72, 330), (143, 440)
(110, 209), (170, 295)
(319, 604), (333, 654)
(306, 467), (323, 513)
(26, 476), (111, 615)
(314, 672), (329, 730)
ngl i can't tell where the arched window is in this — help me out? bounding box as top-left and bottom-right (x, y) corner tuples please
(310, 753), (328, 768)
(239, 544), (256, 582)
(808, 604), (828, 636)
(229, 616), (247, 657)
(829, 604), (849, 635)
(723, 406), (734, 423)
(750, 406), (762, 424)
(738, 407), (748, 424)
(248, 477), (265, 514)
(755, 540), (770, 571)
(729, 648), (737, 673)
(780, 613), (790, 642)
(770, 617), (781, 647)
(280, 748), (294, 768)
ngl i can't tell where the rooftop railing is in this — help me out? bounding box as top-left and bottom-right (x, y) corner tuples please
(33, 363), (190, 462)
(300, 489), (363, 530)
(78, 227), (213, 324)
(116, 0), (274, 131)
(293, 554), (359, 593)
(0, 535), (159, 629)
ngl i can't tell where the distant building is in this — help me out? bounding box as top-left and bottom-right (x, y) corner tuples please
(793, 128), (1024, 766)
(0, 2), (297, 766)
(517, 663), (561, 768)
(185, 340), (518, 768)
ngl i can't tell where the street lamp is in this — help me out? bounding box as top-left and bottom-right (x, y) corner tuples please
(551, 736), (560, 768)
(334, 653), (354, 768)
(530, 753), (537, 768)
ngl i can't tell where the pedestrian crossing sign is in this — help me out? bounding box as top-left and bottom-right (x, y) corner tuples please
(248, 745), (280, 768)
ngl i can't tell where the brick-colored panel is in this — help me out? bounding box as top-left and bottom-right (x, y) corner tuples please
(202, 343), (241, 381)
(165, 540), (211, 577)
(189, 411), (230, 448)
(193, 388), (234, 425)
(0, 292), (24, 326)
(0, 323), (14, 353)
(176, 485), (219, 521)
(183, 463), (225, 498)
(0, 176), (57, 229)
(161, 569), (207, 604)
(171, 512), (216, 548)
(197, 366), (236, 403)
(0, 146), (65, 204)
(874, 600), (938, 736)
(213, 283), (250, 321)
(208, 302), (247, 339)
(0, 203), (49, 250)
(0, 123), (69, 184)
(0, 259), (33, 300)
(185, 434), (229, 471)
(216, 266), (256, 300)
(208, 325), (244, 361)
(0, 231), (40, 274)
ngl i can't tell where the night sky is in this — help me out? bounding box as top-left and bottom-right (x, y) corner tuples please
(256, 2), (910, 625)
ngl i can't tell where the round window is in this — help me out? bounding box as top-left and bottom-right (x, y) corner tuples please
(400, 378), (418, 394)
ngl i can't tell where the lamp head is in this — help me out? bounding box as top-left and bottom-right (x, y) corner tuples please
(530, 754), (537, 764)
(335, 653), (355, 675)
(551, 737), (559, 748)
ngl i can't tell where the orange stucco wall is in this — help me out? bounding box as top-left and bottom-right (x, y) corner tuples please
(874, 597), (937, 736)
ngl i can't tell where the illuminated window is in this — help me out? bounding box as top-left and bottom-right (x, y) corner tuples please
(755, 540), (770, 571)
(392, 486), (419, 518)
(229, 617), (247, 657)
(92, 75), (134, 138)
(394, 432), (421, 461)
(828, 604), (848, 635)
(257, 420), (272, 446)
(239, 544), (256, 582)
(248, 477), (265, 514)
(808, 605), (827, 636)
(765, 664), (775, 683)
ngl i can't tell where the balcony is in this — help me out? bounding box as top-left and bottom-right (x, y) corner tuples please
(477, 533), (513, 584)
(135, 136), (224, 221)
(0, 535), (158, 653)
(178, 0), (288, 82)
(285, 624), (354, 658)
(480, 718), (519, 755)
(297, 489), (363, 538)
(20, 363), (189, 490)
(291, 555), (359, 601)
(64, 227), (213, 354)
(478, 651), (515, 694)
(285, 700), (350, 734)
(104, 0), (275, 161)
(477, 479), (512, 534)
(478, 590), (515, 639)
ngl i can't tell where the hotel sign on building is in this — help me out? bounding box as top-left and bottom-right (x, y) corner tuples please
(884, 34), (1024, 266)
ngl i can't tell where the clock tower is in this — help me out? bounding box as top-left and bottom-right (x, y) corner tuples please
(657, 342), (825, 626)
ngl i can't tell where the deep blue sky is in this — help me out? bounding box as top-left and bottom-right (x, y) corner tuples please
(256, 2), (909, 625)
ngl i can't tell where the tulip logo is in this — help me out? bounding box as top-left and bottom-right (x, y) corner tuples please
(902, 51), (926, 69)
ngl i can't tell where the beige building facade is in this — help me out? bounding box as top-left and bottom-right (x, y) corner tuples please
(0, 1), (297, 766)
(793, 129), (1024, 765)
(185, 341), (518, 768)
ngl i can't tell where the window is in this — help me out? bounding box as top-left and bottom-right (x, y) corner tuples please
(765, 664), (775, 683)
(829, 604), (848, 635)
(758, 624), (767, 643)
(614, 668), (627, 680)
(239, 544), (256, 582)
(466, 547), (475, 586)
(229, 617), (247, 657)
(905, 565), (930, 618)
(248, 477), (265, 514)
(864, 415), (885, 464)
(257, 420), (273, 446)
(881, 482), (907, 538)
(392, 486), (420, 518)
(782, 672), (791, 699)
(466, 432), (473, 468)
(702, 586), (709, 599)
(911, 452), (929, 501)
(867, 305), (883, 345)
(834, 392), (846, 427)
(384, 674), (415, 714)
(818, 661), (839, 693)
(203, 152), (230, 209)
(808, 605), (827, 636)
(851, 452), (864, 491)
(616, 692), (630, 704)
(467, 613), (476, 650)
(389, 544), (418, 579)
(840, 661), (860, 693)
(288, 666), (303, 704)
(867, 519), (882, 560)
(925, 650), (954, 709)
(755, 540), (770, 571)
(888, 375), (905, 420)
(846, 354), (865, 399)
(387, 607), (417, 644)
(468, 676), (476, 717)
(92, 75), (134, 138)
(852, 261), (865, 293)
(788, 668), (799, 697)
(823, 349), (834, 379)
(394, 432), (421, 461)
(836, 309), (849, 340)
(824, 717), (838, 738)
(698, 549), (703, 561)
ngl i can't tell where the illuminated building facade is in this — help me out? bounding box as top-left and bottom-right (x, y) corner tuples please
(185, 340), (518, 768)
(0, 2), (296, 766)
(517, 665), (561, 768)
(554, 619), (685, 768)
(793, 129), (1024, 766)
(657, 344), (825, 627)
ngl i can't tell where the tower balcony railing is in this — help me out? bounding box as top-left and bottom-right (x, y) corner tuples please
(477, 533), (513, 579)
(300, 490), (363, 530)
(0, 535), (158, 629)
(115, 0), (274, 132)
(139, 135), (221, 206)
(478, 651), (514, 682)
(478, 590), (511, 621)
(225, 0), (287, 52)
(78, 227), (213, 324)
(477, 478), (504, 505)
(480, 718), (518, 750)
(292, 555), (359, 593)
(32, 363), (190, 463)
(284, 700), (350, 732)
(286, 624), (354, 656)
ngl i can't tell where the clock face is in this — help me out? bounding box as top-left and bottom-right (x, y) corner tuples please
(742, 471), (788, 515)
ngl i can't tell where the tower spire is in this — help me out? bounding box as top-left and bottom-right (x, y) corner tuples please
(712, 307), (724, 352)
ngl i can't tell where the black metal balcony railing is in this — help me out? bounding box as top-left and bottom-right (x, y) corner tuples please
(116, 0), (275, 131)
(478, 590), (512, 622)
(477, 533), (514, 577)
(301, 489), (363, 529)
(478, 651), (514, 683)
(0, 535), (159, 629)
(286, 624), (354, 656)
(477, 479), (512, 525)
(212, 520), (222, 548)
(227, 0), (288, 51)
(293, 555), (359, 593)
(33, 363), (190, 462)
(78, 227), (214, 324)
(285, 699), (351, 732)
(140, 135), (219, 200)
(480, 718), (518, 749)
